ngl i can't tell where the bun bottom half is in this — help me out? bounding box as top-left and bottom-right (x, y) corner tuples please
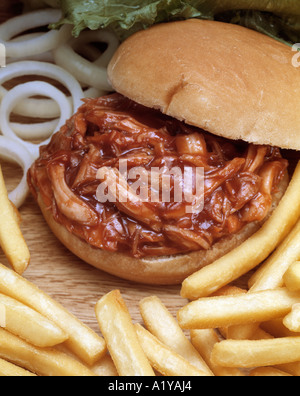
(37, 174), (288, 285)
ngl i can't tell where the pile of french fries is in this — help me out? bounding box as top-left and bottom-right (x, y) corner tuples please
(0, 166), (105, 376)
(178, 161), (300, 376)
(1, 161), (300, 376)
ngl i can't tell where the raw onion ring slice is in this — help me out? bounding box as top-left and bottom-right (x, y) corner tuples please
(0, 9), (71, 58)
(0, 61), (84, 113)
(0, 81), (72, 159)
(53, 30), (119, 91)
(0, 136), (34, 208)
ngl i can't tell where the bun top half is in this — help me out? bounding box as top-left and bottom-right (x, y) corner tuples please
(108, 19), (300, 150)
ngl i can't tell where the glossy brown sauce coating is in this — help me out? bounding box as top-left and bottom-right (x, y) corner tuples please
(28, 94), (288, 258)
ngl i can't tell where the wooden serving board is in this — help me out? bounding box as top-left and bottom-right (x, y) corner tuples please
(0, 0), (189, 336)
(1, 1), (300, 342)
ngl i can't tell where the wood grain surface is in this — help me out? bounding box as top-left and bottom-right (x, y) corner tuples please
(1, 1), (300, 345)
(0, 0), (187, 337)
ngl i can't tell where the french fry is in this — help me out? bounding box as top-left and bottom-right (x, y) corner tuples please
(247, 223), (300, 290)
(211, 337), (300, 368)
(55, 341), (119, 377)
(0, 328), (95, 376)
(235, 323), (300, 376)
(250, 327), (273, 340)
(231, 220), (300, 340)
(216, 288), (272, 340)
(0, 263), (106, 366)
(249, 367), (292, 377)
(276, 361), (300, 377)
(91, 355), (118, 377)
(0, 357), (36, 377)
(250, 219), (300, 292)
(178, 288), (300, 330)
(139, 296), (213, 376)
(261, 318), (300, 338)
(190, 329), (245, 377)
(0, 293), (68, 347)
(247, 265), (263, 289)
(283, 304), (300, 332)
(226, 322), (260, 341)
(213, 286), (251, 340)
(212, 285), (247, 297)
(95, 290), (155, 376)
(0, 166), (30, 274)
(284, 261), (300, 292)
(135, 323), (207, 376)
(181, 162), (300, 300)
(249, 320), (300, 376)
(10, 201), (21, 225)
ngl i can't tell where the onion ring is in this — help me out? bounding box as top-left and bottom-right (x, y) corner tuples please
(11, 119), (59, 141)
(11, 91), (99, 138)
(7, 32), (55, 63)
(8, 86), (102, 120)
(0, 61), (84, 112)
(53, 31), (119, 91)
(71, 30), (120, 68)
(0, 81), (72, 159)
(76, 44), (103, 63)
(0, 136), (34, 208)
(7, 51), (54, 64)
(0, 9), (71, 58)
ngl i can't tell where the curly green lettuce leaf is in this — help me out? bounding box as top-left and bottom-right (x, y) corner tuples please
(23, 0), (60, 9)
(217, 10), (300, 46)
(55, 0), (210, 40)
(23, 0), (300, 45)
(199, 0), (300, 16)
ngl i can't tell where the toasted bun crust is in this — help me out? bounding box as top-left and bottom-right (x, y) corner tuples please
(108, 19), (300, 150)
(37, 174), (288, 285)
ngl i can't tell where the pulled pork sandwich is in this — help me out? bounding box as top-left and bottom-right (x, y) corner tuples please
(28, 19), (300, 285)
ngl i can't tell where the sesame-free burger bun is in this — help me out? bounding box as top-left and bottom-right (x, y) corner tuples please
(108, 19), (300, 151)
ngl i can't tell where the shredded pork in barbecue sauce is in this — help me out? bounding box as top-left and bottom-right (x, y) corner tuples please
(28, 94), (288, 258)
